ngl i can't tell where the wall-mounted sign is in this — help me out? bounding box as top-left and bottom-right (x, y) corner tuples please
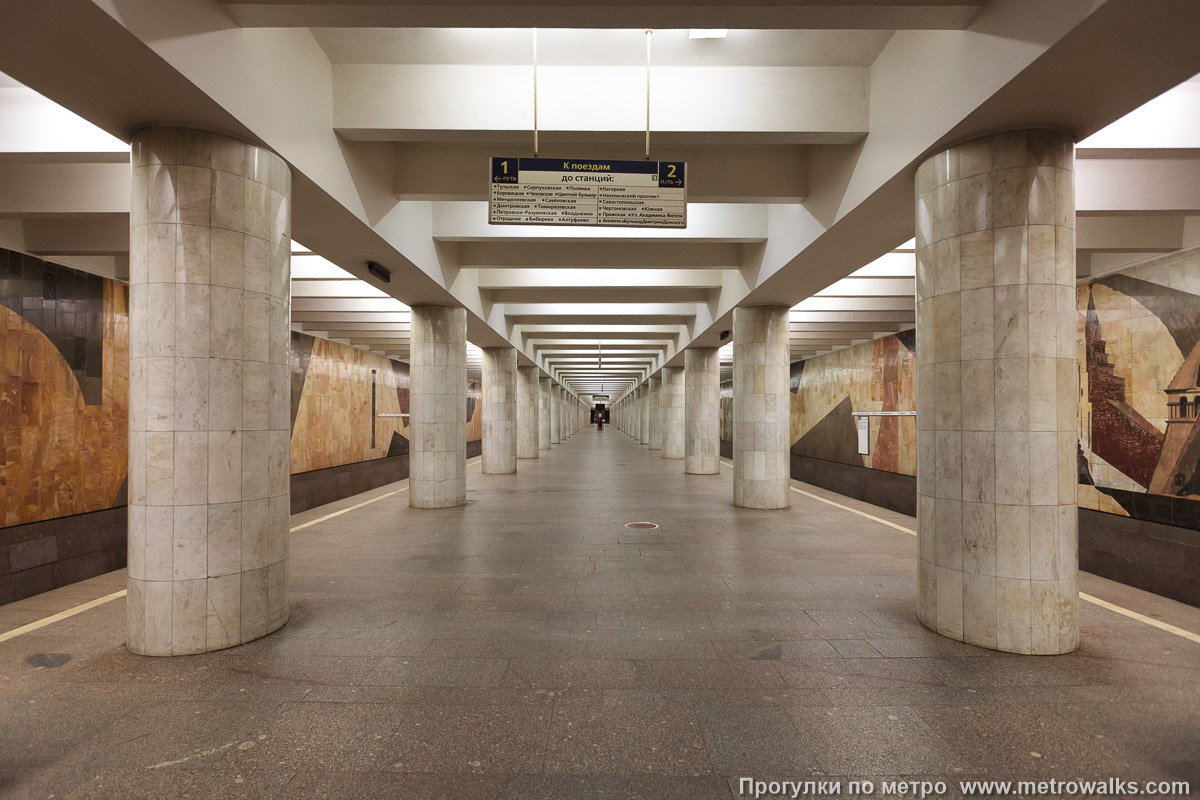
(856, 415), (870, 455)
(849, 410), (915, 454)
(489, 157), (686, 228)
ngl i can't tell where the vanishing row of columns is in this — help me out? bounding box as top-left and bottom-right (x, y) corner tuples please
(611, 305), (790, 511)
(482, 347), (585, 465)
(130, 126), (1079, 659)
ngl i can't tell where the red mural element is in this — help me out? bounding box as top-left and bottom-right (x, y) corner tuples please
(873, 336), (902, 473)
(1085, 289), (1163, 488)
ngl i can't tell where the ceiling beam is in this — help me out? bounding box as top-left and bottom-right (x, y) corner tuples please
(1077, 157), (1200, 214)
(220, 1), (986, 30)
(393, 142), (808, 202)
(461, 242), (743, 269)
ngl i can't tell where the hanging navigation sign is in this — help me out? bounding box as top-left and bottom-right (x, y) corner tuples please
(489, 157), (686, 229)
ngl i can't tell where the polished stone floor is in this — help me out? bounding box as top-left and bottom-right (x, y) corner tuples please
(1, 427), (1199, 799)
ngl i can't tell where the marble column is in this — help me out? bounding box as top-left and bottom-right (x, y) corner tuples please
(632, 387), (642, 441)
(481, 347), (517, 474)
(561, 391), (570, 439)
(560, 389), (568, 439)
(661, 366), (685, 459)
(640, 384), (651, 445)
(127, 127), (291, 656)
(733, 306), (791, 509)
(410, 305), (468, 509)
(648, 376), (663, 450)
(517, 365), (540, 459)
(915, 130), (1078, 655)
(550, 384), (561, 445)
(538, 375), (552, 450)
(684, 348), (721, 475)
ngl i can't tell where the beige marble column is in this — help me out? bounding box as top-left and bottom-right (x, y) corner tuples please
(733, 306), (791, 510)
(661, 366), (685, 459)
(561, 390), (570, 439)
(481, 347), (517, 474)
(410, 305), (467, 508)
(127, 127), (291, 656)
(685, 348), (721, 475)
(538, 374), (552, 450)
(517, 365), (540, 459)
(640, 383), (651, 445)
(915, 130), (1078, 655)
(632, 387), (642, 441)
(550, 384), (561, 445)
(648, 375), (663, 450)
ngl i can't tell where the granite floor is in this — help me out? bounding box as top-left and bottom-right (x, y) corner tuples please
(1, 427), (1199, 799)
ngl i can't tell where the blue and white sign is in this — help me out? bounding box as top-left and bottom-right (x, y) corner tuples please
(489, 157), (686, 228)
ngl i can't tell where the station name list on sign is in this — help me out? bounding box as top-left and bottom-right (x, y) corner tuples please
(489, 157), (687, 229)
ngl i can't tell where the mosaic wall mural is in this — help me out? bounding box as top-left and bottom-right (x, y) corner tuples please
(1078, 248), (1200, 531)
(289, 331), (482, 474)
(788, 332), (917, 475)
(0, 249), (129, 528)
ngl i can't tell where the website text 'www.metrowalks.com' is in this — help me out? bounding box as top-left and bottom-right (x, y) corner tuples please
(738, 778), (1193, 798)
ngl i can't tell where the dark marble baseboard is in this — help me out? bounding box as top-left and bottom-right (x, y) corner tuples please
(291, 442), (481, 514)
(0, 506), (126, 605)
(9, 451), (1196, 614)
(720, 440), (732, 460)
(1079, 508), (1200, 608)
(789, 454), (917, 517)
(290, 454), (411, 514)
(2, 445), (491, 606)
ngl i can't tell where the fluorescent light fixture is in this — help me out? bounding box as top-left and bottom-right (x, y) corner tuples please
(689, 29), (727, 39)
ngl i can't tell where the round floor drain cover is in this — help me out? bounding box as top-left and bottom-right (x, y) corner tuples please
(624, 521), (660, 529)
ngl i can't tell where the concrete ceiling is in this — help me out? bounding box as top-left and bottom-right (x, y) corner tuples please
(310, 28), (896, 67)
(2, 0), (1200, 405)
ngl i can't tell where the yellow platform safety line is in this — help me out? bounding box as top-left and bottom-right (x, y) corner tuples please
(0, 589), (128, 644)
(780, 478), (1200, 646)
(3, 456), (1196, 647)
(1077, 591), (1200, 646)
(0, 458), (490, 644)
(289, 486), (409, 533)
(289, 455), (482, 533)
(789, 486), (918, 536)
